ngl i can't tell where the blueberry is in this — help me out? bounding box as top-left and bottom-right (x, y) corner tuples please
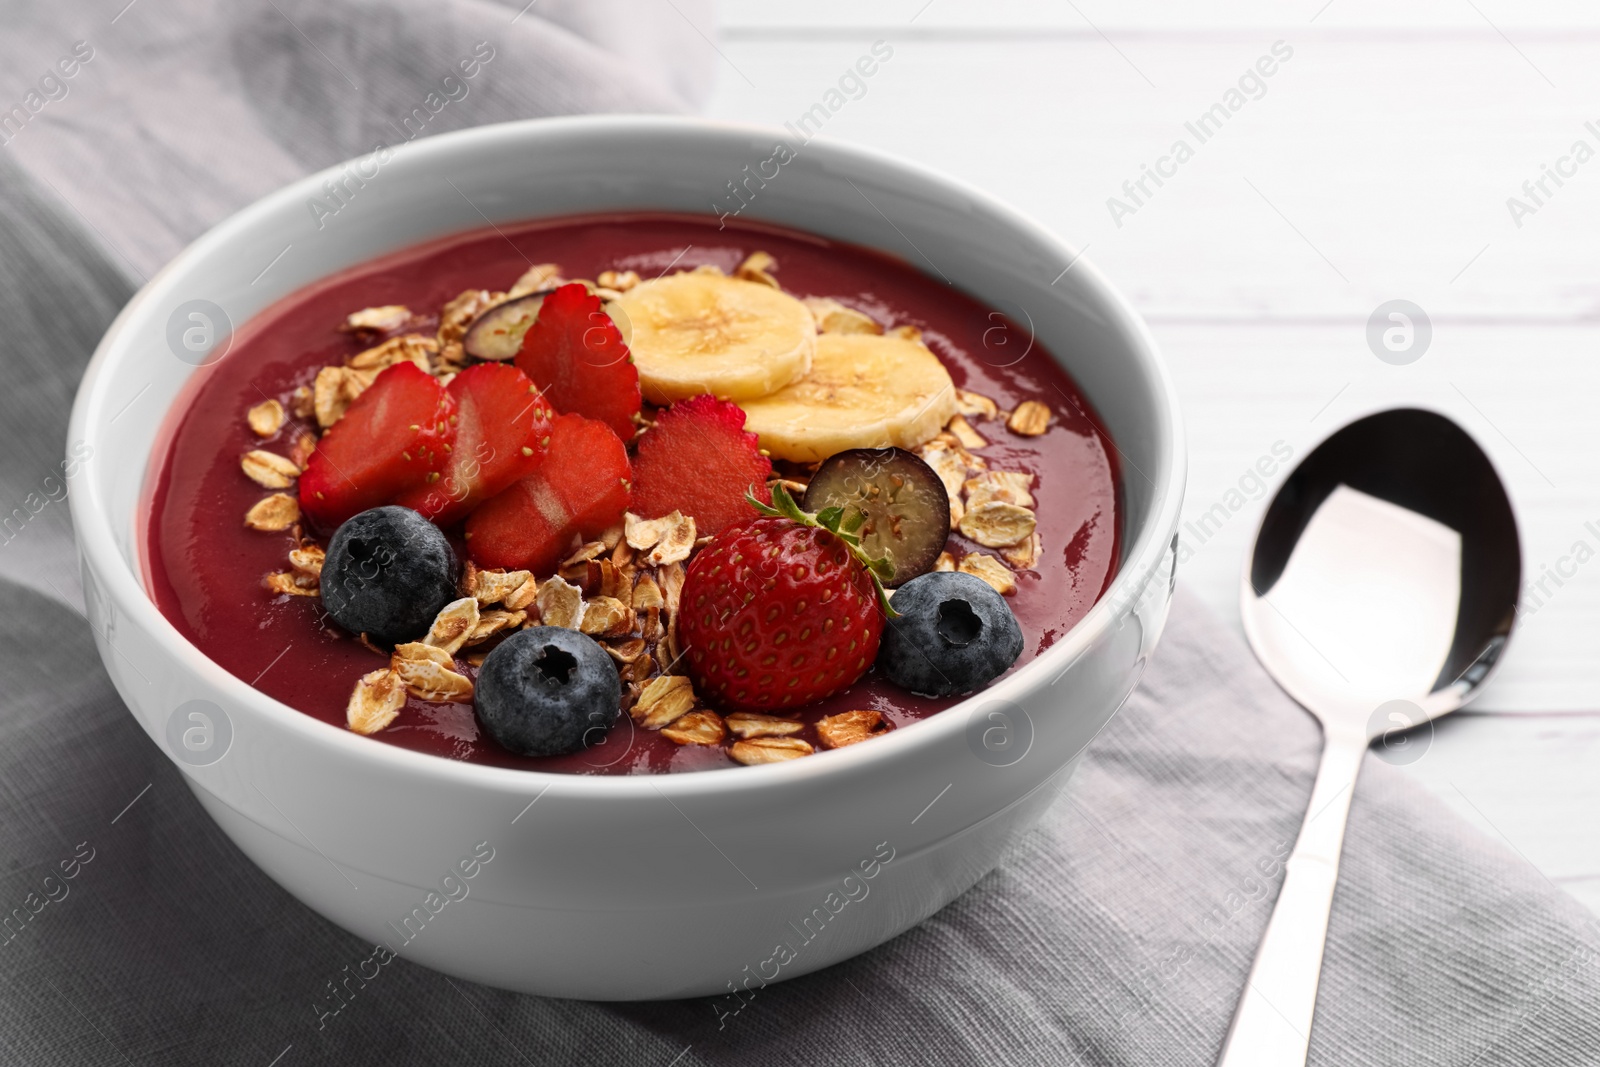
(878, 571), (1023, 697)
(320, 506), (459, 646)
(475, 628), (621, 757)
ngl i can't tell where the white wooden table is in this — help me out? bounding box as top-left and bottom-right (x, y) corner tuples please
(707, 0), (1600, 912)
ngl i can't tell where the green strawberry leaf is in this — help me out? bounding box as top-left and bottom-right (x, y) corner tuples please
(746, 483), (900, 618)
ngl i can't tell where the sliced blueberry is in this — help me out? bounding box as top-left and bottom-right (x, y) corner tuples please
(321, 506), (459, 646)
(462, 291), (550, 361)
(878, 571), (1023, 697)
(803, 447), (951, 586)
(475, 628), (621, 757)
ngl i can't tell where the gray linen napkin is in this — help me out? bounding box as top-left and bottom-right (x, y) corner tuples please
(3, 5), (1599, 1064)
(0, 0), (718, 282)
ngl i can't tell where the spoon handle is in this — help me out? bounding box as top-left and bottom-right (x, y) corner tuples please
(1216, 731), (1366, 1067)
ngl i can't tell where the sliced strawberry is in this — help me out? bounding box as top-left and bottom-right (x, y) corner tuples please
(393, 363), (553, 526)
(629, 394), (772, 537)
(299, 362), (454, 530)
(554, 416), (633, 534)
(515, 282), (641, 441)
(464, 414), (632, 574)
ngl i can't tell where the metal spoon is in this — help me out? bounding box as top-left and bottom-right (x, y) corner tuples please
(1218, 408), (1521, 1067)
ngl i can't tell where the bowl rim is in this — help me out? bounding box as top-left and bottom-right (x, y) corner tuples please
(69, 114), (1186, 802)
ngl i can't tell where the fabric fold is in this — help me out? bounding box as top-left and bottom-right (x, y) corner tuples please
(0, 0), (716, 280)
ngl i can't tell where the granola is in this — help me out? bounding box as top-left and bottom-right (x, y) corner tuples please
(247, 398), (286, 438)
(816, 709), (888, 749)
(347, 668), (407, 734)
(423, 598), (480, 655)
(734, 251), (780, 288)
(220, 241), (1092, 771)
(508, 263), (565, 298)
(391, 642), (474, 703)
(534, 577), (585, 630)
(954, 388), (998, 420)
(578, 596), (633, 638)
(958, 552), (1017, 595)
(958, 501), (1037, 549)
(729, 737), (813, 765)
(245, 493), (299, 531)
(240, 450), (300, 489)
(964, 471), (1035, 510)
(1007, 400), (1052, 436)
(724, 712), (805, 739)
(660, 710), (726, 746)
(946, 414), (988, 450)
(343, 305), (413, 334)
(264, 571), (319, 597)
(646, 514), (695, 566)
(288, 544), (324, 580)
(468, 566), (534, 606)
(467, 609), (527, 645)
(803, 296), (883, 335)
(632, 674), (696, 729)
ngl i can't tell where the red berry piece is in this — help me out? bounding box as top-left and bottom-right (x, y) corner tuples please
(464, 413), (632, 574)
(299, 362), (454, 530)
(678, 513), (886, 711)
(394, 363), (553, 526)
(515, 282), (641, 441)
(630, 394), (773, 537)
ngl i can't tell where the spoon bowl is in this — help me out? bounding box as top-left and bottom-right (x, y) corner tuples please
(1219, 407), (1521, 1067)
(1243, 407), (1521, 735)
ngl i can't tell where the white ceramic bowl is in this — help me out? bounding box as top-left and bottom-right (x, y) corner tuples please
(69, 116), (1184, 1000)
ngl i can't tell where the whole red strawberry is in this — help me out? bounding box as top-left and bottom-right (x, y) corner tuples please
(678, 487), (892, 711)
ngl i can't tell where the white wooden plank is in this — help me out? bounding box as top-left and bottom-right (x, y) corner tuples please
(706, 37), (1600, 319)
(1154, 321), (1600, 713)
(721, 0), (1600, 33)
(1392, 711), (1600, 914)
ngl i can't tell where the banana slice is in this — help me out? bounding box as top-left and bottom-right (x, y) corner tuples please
(610, 272), (816, 403)
(740, 333), (957, 463)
